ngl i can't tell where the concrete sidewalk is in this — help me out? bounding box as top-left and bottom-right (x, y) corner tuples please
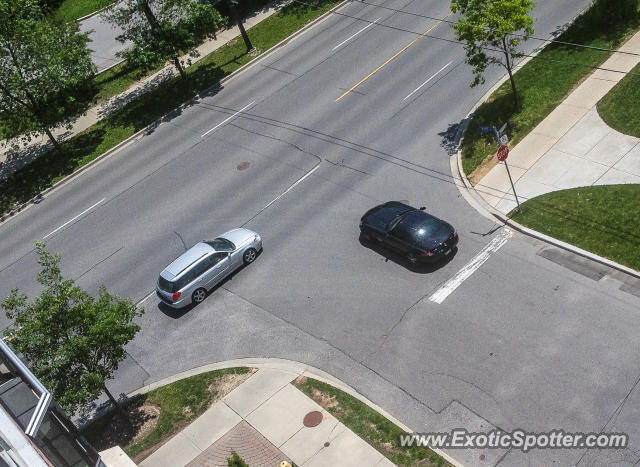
(137, 367), (396, 467)
(475, 29), (640, 214)
(0, 0), (290, 182)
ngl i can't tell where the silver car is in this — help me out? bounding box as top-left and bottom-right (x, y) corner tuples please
(156, 228), (262, 308)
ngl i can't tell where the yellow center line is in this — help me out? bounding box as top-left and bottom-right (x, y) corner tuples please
(335, 12), (454, 102)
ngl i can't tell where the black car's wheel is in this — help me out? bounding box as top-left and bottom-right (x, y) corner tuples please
(243, 248), (257, 264)
(192, 288), (207, 304)
(407, 253), (418, 264)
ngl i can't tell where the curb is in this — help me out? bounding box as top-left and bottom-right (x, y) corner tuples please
(75, 1), (117, 23)
(450, 3), (640, 281)
(454, 150), (640, 280)
(0, 0), (350, 228)
(127, 357), (464, 467)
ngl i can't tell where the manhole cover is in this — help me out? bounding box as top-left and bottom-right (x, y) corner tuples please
(303, 410), (323, 427)
(237, 162), (250, 171)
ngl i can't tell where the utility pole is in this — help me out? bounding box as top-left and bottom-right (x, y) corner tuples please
(226, 0), (255, 53)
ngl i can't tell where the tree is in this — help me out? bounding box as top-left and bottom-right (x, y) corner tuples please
(102, 0), (225, 79)
(451, 0), (535, 108)
(2, 242), (143, 418)
(0, 0), (95, 149)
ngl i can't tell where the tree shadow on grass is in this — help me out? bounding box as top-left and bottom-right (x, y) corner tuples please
(0, 129), (107, 216)
(461, 91), (517, 169)
(81, 394), (158, 452)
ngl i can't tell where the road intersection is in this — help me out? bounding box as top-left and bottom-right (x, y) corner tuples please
(2, 1), (639, 465)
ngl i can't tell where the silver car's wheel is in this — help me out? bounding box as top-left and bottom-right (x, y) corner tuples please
(243, 248), (257, 264)
(192, 288), (207, 304)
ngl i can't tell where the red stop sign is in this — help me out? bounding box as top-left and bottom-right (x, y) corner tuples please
(497, 145), (509, 161)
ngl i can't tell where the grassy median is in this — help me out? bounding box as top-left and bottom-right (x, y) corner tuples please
(461, 4), (640, 180)
(50, 0), (115, 22)
(0, 0), (341, 216)
(597, 61), (640, 137)
(82, 367), (254, 462)
(510, 185), (640, 271)
(294, 376), (452, 467)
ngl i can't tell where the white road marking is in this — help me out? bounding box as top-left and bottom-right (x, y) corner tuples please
(260, 164), (321, 213)
(43, 198), (105, 240)
(332, 18), (381, 51)
(428, 228), (513, 304)
(201, 101), (255, 138)
(138, 290), (156, 305)
(403, 61), (452, 101)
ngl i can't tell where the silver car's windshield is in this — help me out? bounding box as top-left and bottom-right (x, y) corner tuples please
(205, 238), (235, 251)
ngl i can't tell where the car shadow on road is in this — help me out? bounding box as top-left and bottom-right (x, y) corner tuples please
(156, 249), (264, 318)
(358, 234), (457, 274)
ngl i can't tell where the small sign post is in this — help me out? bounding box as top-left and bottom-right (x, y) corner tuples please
(496, 145), (520, 212)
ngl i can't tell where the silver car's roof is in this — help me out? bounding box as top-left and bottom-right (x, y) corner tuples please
(161, 242), (213, 279)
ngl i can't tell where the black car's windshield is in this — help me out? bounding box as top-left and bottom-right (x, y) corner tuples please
(205, 238), (235, 251)
(386, 209), (415, 232)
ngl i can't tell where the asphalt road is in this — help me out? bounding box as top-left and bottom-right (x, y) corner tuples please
(4, 1), (640, 465)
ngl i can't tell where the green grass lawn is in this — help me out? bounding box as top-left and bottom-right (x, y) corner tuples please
(51, 0), (115, 22)
(82, 367), (252, 460)
(294, 377), (452, 467)
(597, 61), (640, 137)
(0, 0), (340, 216)
(510, 185), (640, 271)
(461, 7), (640, 178)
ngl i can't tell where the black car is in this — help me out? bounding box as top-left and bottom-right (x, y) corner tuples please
(359, 201), (458, 263)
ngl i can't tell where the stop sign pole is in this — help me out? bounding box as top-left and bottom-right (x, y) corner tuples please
(497, 145), (521, 212)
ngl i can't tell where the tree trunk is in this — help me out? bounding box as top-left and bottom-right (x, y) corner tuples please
(139, 1), (188, 79)
(502, 36), (519, 109)
(44, 128), (61, 151)
(173, 55), (187, 79)
(226, 0), (254, 52)
(103, 383), (129, 423)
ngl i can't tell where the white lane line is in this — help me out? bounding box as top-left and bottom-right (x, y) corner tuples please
(242, 163), (321, 227)
(403, 61), (452, 101)
(201, 101), (255, 138)
(332, 18), (381, 51)
(43, 198), (105, 240)
(261, 164), (321, 212)
(428, 229), (513, 304)
(138, 290), (156, 305)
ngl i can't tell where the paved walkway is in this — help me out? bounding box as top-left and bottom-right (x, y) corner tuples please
(0, 0), (290, 182)
(137, 367), (396, 467)
(475, 29), (640, 214)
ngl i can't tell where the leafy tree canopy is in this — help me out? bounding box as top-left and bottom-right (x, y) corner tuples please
(451, 0), (535, 107)
(0, 0), (95, 148)
(2, 242), (143, 416)
(102, 0), (225, 77)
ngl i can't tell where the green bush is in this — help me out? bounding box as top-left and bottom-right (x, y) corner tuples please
(227, 452), (249, 467)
